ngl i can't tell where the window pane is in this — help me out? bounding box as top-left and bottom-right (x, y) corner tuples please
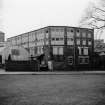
(76, 30), (80, 37)
(82, 40), (86, 45)
(88, 40), (92, 45)
(76, 39), (80, 45)
(59, 47), (63, 55)
(53, 47), (58, 55)
(88, 33), (91, 38)
(82, 32), (86, 37)
(84, 48), (88, 55)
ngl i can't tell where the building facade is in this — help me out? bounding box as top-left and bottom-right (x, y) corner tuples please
(7, 26), (94, 70)
(0, 31), (5, 42)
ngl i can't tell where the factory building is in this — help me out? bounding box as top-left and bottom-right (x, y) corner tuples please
(7, 26), (94, 70)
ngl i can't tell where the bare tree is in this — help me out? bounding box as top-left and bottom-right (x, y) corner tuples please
(79, 0), (105, 39)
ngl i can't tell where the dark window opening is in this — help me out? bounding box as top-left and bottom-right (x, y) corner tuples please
(46, 31), (48, 33)
(52, 38), (55, 41)
(77, 30), (80, 33)
(56, 38), (59, 41)
(71, 30), (73, 32)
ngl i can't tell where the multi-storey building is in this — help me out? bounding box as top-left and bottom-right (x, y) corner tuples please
(7, 26), (94, 70)
(0, 31), (5, 42)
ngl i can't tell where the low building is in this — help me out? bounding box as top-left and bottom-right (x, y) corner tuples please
(7, 26), (94, 70)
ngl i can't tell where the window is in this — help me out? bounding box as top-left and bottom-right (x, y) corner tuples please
(78, 47), (82, 55)
(46, 30), (48, 33)
(53, 46), (63, 55)
(11, 49), (19, 56)
(53, 47), (58, 55)
(77, 30), (80, 33)
(59, 38), (64, 40)
(46, 31), (49, 39)
(88, 33), (91, 38)
(52, 38), (55, 41)
(88, 40), (92, 45)
(67, 38), (74, 45)
(76, 29), (80, 37)
(71, 29), (74, 32)
(79, 57), (89, 64)
(82, 40), (86, 45)
(85, 58), (89, 63)
(76, 39), (80, 45)
(82, 32), (86, 37)
(67, 28), (74, 38)
(56, 38), (59, 41)
(59, 47), (63, 55)
(83, 48), (88, 55)
(79, 58), (83, 64)
(41, 47), (43, 54)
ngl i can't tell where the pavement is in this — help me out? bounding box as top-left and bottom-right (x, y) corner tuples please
(0, 69), (105, 75)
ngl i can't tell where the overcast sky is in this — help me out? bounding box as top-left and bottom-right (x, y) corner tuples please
(1, 0), (95, 39)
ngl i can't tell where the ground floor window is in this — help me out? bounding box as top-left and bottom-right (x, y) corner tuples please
(53, 55), (64, 61)
(53, 46), (64, 55)
(78, 56), (89, 64)
(67, 56), (73, 65)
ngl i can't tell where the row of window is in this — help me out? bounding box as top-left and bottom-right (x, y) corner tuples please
(10, 40), (92, 47)
(78, 47), (88, 55)
(8, 33), (92, 46)
(76, 33), (92, 38)
(51, 38), (92, 46)
(67, 56), (89, 65)
(76, 39), (92, 46)
(52, 37), (64, 41)
(53, 46), (64, 55)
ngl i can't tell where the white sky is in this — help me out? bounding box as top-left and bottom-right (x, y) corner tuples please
(1, 0), (94, 39)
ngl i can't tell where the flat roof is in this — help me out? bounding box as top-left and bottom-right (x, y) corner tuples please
(7, 26), (94, 39)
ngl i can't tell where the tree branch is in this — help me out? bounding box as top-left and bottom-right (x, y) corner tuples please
(94, 7), (105, 13)
(91, 16), (105, 21)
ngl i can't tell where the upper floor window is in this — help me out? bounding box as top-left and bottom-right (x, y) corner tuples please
(71, 29), (74, 33)
(82, 40), (86, 45)
(59, 38), (64, 40)
(88, 33), (91, 38)
(52, 38), (55, 41)
(56, 38), (59, 41)
(88, 40), (92, 45)
(67, 38), (74, 45)
(76, 29), (80, 37)
(82, 32), (86, 37)
(76, 39), (80, 45)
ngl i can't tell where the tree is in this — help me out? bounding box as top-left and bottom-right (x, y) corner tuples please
(79, 0), (105, 39)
